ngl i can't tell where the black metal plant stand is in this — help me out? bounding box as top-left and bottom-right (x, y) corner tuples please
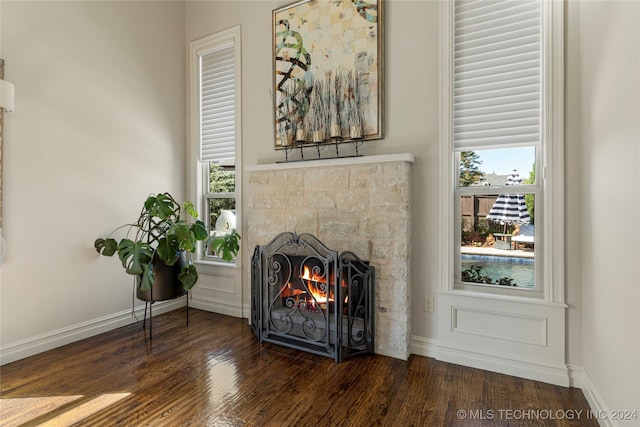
(141, 288), (189, 341)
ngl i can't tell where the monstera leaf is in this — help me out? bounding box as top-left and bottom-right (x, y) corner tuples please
(139, 262), (155, 292)
(116, 239), (153, 276)
(156, 235), (180, 266)
(183, 201), (198, 219)
(168, 220), (208, 253)
(171, 223), (195, 252)
(178, 264), (199, 290)
(208, 229), (241, 262)
(94, 238), (118, 256)
(144, 193), (177, 220)
(191, 220), (208, 241)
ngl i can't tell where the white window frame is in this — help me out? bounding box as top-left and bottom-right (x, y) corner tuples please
(189, 26), (242, 267)
(440, 0), (564, 303)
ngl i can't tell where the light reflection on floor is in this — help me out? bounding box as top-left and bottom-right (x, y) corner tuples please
(207, 355), (238, 405)
(0, 393), (131, 426)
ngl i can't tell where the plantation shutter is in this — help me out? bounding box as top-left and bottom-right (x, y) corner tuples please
(200, 44), (235, 164)
(453, 0), (542, 151)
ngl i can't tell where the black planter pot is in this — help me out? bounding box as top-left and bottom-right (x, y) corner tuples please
(136, 251), (188, 302)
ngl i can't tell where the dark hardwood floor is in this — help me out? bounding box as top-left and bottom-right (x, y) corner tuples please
(1, 308), (596, 426)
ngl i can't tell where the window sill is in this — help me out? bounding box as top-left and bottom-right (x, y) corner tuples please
(439, 289), (566, 308)
(193, 259), (240, 276)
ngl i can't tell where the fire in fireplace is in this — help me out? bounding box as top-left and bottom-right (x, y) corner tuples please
(251, 232), (374, 362)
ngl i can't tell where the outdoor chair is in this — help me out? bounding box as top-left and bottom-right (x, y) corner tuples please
(512, 224), (534, 248)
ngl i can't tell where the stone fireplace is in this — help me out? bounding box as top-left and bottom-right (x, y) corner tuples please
(246, 153), (414, 360)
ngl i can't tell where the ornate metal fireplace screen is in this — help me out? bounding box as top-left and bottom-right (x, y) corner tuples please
(251, 232), (374, 362)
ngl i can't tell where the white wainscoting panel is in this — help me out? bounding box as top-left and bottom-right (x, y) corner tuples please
(189, 262), (243, 318)
(437, 291), (569, 386)
(452, 307), (548, 346)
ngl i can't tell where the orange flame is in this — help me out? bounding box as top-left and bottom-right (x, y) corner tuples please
(300, 265), (325, 283)
(300, 265), (333, 303)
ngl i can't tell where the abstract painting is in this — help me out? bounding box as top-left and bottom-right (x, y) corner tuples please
(273, 0), (383, 148)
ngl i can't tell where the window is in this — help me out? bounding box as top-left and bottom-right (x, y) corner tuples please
(442, 0), (563, 297)
(190, 26), (241, 261)
(457, 148), (538, 291)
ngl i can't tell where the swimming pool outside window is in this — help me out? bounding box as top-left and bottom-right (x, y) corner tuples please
(457, 187), (537, 291)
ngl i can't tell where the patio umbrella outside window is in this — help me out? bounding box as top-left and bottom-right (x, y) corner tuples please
(486, 170), (531, 233)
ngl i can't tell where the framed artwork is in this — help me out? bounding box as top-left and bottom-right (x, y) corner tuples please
(273, 0), (383, 148)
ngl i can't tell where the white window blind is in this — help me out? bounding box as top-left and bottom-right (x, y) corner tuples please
(453, 0), (541, 151)
(200, 46), (235, 164)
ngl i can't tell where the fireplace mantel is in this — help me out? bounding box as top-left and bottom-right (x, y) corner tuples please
(246, 153), (415, 172)
(246, 153), (414, 360)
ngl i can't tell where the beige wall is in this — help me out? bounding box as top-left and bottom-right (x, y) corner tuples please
(571, 0), (640, 418)
(0, 1), (185, 350)
(564, 0), (585, 370)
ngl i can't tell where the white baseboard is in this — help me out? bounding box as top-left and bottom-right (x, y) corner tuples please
(412, 336), (582, 390)
(188, 295), (243, 318)
(410, 335), (438, 358)
(567, 363), (583, 388)
(0, 298), (185, 365)
(437, 342), (570, 387)
(582, 369), (615, 427)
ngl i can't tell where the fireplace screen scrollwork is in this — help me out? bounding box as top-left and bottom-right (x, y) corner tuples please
(251, 232), (374, 362)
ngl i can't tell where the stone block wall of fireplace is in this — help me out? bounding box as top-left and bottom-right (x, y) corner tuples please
(246, 153), (414, 360)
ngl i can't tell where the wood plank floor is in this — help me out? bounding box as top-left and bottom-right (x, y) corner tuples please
(1, 308), (596, 426)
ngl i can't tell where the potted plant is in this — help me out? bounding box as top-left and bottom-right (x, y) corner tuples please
(94, 192), (241, 301)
